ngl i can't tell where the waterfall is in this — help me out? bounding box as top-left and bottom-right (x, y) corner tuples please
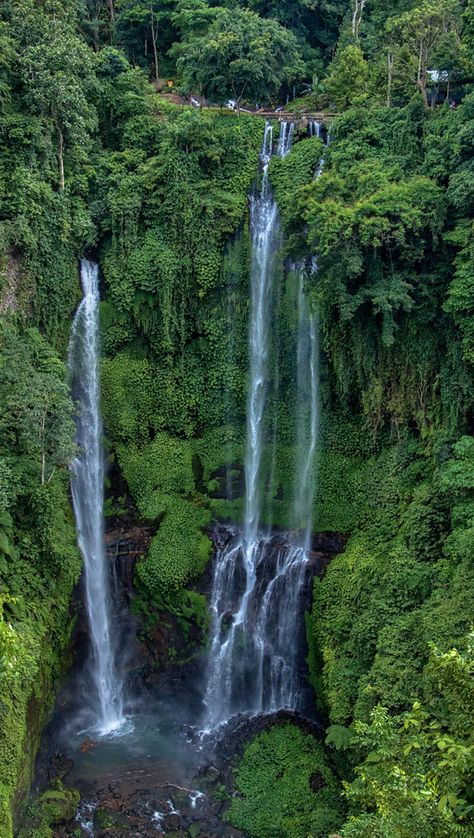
(292, 271), (319, 551)
(68, 259), (124, 736)
(291, 119), (326, 546)
(309, 119), (325, 177)
(203, 122), (315, 730)
(243, 121), (280, 548)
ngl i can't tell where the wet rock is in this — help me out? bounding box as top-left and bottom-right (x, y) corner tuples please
(47, 751), (73, 784)
(164, 812), (181, 829)
(93, 806), (131, 830)
(211, 709), (325, 772)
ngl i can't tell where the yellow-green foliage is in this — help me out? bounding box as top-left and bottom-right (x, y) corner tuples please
(0, 323), (81, 836)
(101, 354), (158, 443)
(312, 436), (474, 728)
(117, 433), (195, 514)
(116, 432), (211, 599)
(0, 489), (80, 838)
(17, 786), (80, 838)
(228, 723), (343, 838)
(136, 496), (211, 598)
(269, 134), (324, 251)
(193, 426), (244, 484)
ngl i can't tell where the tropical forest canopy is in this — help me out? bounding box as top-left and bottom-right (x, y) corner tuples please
(1, 0), (474, 836)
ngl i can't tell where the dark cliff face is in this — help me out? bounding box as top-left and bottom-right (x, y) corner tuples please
(102, 517), (347, 722)
(63, 511), (347, 718)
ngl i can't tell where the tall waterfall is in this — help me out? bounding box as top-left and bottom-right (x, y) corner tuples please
(68, 259), (124, 736)
(293, 270), (319, 551)
(204, 122), (314, 730)
(291, 120), (324, 545)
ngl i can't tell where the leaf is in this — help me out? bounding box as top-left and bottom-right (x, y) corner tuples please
(365, 751), (382, 763)
(0, 531), (14, 557)
(0, 511), (13, 529)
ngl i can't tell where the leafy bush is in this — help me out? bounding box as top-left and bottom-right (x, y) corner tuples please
(228, 723), (344, 838)
(136, 496), (211, 597)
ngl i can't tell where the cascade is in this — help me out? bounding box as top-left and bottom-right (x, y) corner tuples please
(291, 118), (325, 543)
(309, 119), (321, 138)
(293, 270), (319, 551)
(204, 122), (315, 730)
(68, 259), (124, 736)
(309, 119), (325, 177)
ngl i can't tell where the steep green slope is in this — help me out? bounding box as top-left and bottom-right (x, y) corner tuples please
(1, 0), (474, 836)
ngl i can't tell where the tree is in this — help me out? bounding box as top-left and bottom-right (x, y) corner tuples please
(352, 0), (367, 40)
(78, 0), (116, 52)
(0, 22), (14, 112)
(325, 44), (369, 110)
(336, 638), (474, 837)
(172, 5), (305, 107)
(387, 0), (462, 108)
(0, 324), (76, 485)
(19, 19), (97, 189)
(116, 0), (177, 81)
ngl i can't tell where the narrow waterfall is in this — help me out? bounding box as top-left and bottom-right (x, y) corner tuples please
(292, 270), (319, 551)
(68, 259), (124, 736)
(243, 121), (280, 547)
(309, 119), (325, 177)
(291, 121), (324, 545)
(204, 122), (315, 730)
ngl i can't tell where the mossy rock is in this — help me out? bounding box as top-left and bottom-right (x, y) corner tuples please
(17, 786), (80, 837)
(93, 805), (131, 830)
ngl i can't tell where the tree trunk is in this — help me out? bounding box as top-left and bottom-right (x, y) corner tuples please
(352, 0), (366, 39)
(150, 5), (159, 83)
(92, 11), (100, 53)
(387, 50), (394, 107)
(417, 40), (429, 108)
(107, 0), (115, 22)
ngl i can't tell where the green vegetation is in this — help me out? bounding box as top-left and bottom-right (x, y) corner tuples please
(271, 94), (474, 834)
(1, 0), (474, 835)
(172, 6), (305, 108)
(228, 723), (344, 837)
(17, 786), (80, 838)
(0, 322), (80, 836)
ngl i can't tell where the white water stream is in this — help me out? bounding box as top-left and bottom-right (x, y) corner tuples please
(203, 122), (319, 730)
(68, 259), (124, 736)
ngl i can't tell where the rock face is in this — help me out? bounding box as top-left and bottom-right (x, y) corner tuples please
(203, 523), (347, 724)
(105, 520), (154, 598)
(210, 708), (325, 771)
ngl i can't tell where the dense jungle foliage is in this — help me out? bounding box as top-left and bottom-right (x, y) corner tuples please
(1, 0), (474, 836)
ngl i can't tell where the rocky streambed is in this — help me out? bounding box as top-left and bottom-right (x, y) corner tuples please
(25, 516), (345, 837)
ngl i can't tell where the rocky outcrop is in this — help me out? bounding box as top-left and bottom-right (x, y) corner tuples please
(105, 520), (154, 597)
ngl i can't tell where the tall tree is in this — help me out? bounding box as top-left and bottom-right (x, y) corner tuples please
(78, 0), (115, 51)
(387, 0), (462, 108)
(172, 5), (305, 107)
(116, 0), (176, 81)
(19, 19), (97, 189)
